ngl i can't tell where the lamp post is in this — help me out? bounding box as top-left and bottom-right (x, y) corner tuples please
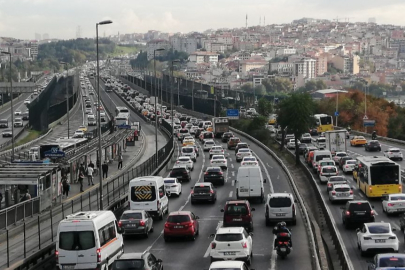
(1, 51), (14, 161)
(364, 84), (368, 133)
(60, 62), (70, 138)
(171, 60), (180, 146)
(96, 19), (113, 211)
(335, 90), (339, 128)
(153, 48), (165, 165)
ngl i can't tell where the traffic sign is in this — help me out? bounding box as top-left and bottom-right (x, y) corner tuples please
(226, 109), (239, 120)
(117, 124), (131, 129)
(363, 119), (375, 127)
(44, 147), (65, 158)
(363, 115), (368, 120)
(334, 111), (339, 116)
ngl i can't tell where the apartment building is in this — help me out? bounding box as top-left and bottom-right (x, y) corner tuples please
(188, 51), (219, 64)
(170, 36), (197, 54)
(316, 53), (328, 76)
(330, 55), (360, 74)
(146, 39), (171, 60)
(240, 56), (268, 75)
(270, 62), (294, 74)
(294, 58), (317, 79)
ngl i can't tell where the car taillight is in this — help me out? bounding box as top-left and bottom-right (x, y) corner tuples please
(183, 171), (188, 174)
(118, 221), (122, 227)
(279, 232), (288, 237)
(165, 223), (169, 228)
(345, 211), (350, 216)
(55, 250), (59, 263)
(388, 203), (394, 207)
(369, 186), (372, 193)
(204, 172), (209, 175)
(242, 242), (248, 248)
(331, 191), (336, 195)
(278, 241), (283, 245)
(171, 184), (177, 187)
(176, 161), (179, 164)
(283, 242), (289, 245)
(241, 162), (245, 165)
(140, 220), (145, 226)
(370, 210), (375, 216)
(97, 248), (101, 263)
(318, 165), (321, 170)
(389, 236), (397, 239)
(218, 171), (223, 175)
(327, 183), (332, 187)
(349, 190), (353, 195)
(210, 190), (214, 194)
(320, 172), (323, 176)
(211, 242), (216, 249)
(191, 190), (194, 194)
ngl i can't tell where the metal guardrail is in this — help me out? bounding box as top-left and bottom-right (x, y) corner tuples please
(335, 126), (405, 146)
(0, 197), (41, 230)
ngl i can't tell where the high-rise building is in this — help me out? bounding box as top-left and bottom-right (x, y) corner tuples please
(294, 58), (317, 79)
(146, 39), (171, 60)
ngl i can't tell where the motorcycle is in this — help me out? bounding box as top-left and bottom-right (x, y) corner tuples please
(372, 134), (377, 140)
(275, 232), (291, 259)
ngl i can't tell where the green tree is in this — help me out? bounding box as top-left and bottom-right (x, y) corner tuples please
(277, 93), (315, 164)
(241, 83), (253, 92)
(253, 84), (266, 95)
(257, 98), (273, 116)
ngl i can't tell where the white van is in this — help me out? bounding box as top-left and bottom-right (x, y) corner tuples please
(265, 193), (297, 225)
(312, 150), (332, 173)
(128, 176), (169, 220)
(87, 115), (96, 126)
(236, 166), (266, 202)
(56, 211), (124, 270)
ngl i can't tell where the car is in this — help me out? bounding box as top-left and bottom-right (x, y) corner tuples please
(191, 182), (217, 204)
(241, 156), (259, 167)
(309, 128), (318, 136)
(221, 132), (234, 143)
(265, 193), (297, 226)
(300, 133), (312, 143)
(0, 119), (8, 128)
(298, 143), (308, 154)
(13, 118), (23, 127)
(381, 193), (405, 214)
(24, 99), (31, 105)
(209, 227), (253, 265)
(118, 210), (154, 237)
(85, 108), (93, 114)
(319, 166), (338, 183)
(2, 129), (12, 137)
(163, 211), (199, 241)
(169, 166), (191, 182)
(341, 200), (375, 229)
(304, 146), (318, 159)
(181, 146), (197, 161)
(357, 222), (398, 256)
(209, 145), (225, 158)
(182, 138), (195, 147)
(235, 142), (249, 154)
(194, 128), (204, 138)
(22, 110), (29, 120)
(284, 134), (295, 145)
(339, 156), (354, 169)
(236, 148), (252, 162)
(342, 159), (356, 174)
(333, 152), (348, 165)
(210, 155), (227, 169)
(203, 140), (216, 151)
(112, 251), (163, 270)
(326, 176), (348, 193)
(14, 110), (22, 116)
(221, 200), (255, 232)
(317, 159), (335, 174)
(287, 139), (299, 149)
(365, 140), (381, 151)
(367, 253), (405, 270)
(175, 156), (194, 171)
(227, 137), (241, 150)
(73, 129), (84, 138)
(204, 167), (225, 185)
(189, 126), (198, 134)
(328, 184), (353, 203)
(78, 125), (87, 132)
(350, 136), (367, 146)
(208, 261), (254, 270)
(384, 147), (403, 161)
(192, 144), (200, 157)
(163, 178), (182, 196)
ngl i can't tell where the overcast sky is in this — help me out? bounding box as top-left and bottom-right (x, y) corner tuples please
(1, 0), (405, 40)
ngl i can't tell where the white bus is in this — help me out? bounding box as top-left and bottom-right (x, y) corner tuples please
(115, 113), (129, 126)
(115, 106), (130, 117)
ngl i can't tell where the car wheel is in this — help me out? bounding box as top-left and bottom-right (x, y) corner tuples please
(210, 257), (215, 263)
(190, 233), (196, 241)
(164, 236), (170, 242)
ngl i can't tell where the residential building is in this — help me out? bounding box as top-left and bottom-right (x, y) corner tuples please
(294, 57), (317, 79)
(240, 56), (268, 75)
(330, 55), (360, 74)
(188, 51), (219, 64)
(146, 39), (171, 60)
(316, 53), (328, 76)
(170, 36), (197, 54)
(269, 62), (294, 74)
(204, 42), (226, 53)
(29, 41), (38, 60)
(277, 47), (297, 56)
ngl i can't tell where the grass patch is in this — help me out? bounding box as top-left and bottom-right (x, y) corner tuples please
(266, 140), (296, 165)
(4, 130), (41, 150)
(112, 46), (140, 56)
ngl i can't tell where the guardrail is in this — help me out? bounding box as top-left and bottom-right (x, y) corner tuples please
(0, 197), (41, 230)
(2, 122), (173, 270)
(336, 126), (405, 146)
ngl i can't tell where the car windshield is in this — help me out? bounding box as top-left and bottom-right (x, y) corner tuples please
(316, 155), (331, 161)
(244, 157), (255, 161)
(215, 233), (243, 242)
(194, 186), (210, 193)
(225, 205), (248, 215)
(207, 168), (221, 173)
(337, 153), (347, 157)
(112, 259), (144, 270)
(370, 141), (380, 145)
(205, 141), (215, 145)
(390, 149), (401, 153)
(330, 177), (346, 182)
(269, 197), (292, 207)
(212, 156), (223, 160)
(59, 231), (95, 251)
(368, 224), (390, 234)
(182, 148), (193, 153)
(346, 160), (356, 165)
(348, 203), (371, 211)
(378, 257), (405, 267)
(239, 149), (250, 153)
(322, 167), (337, 173)
(390, 195), (405, 201)
(321, 161), (334, 166)
(167, 215), (190, 223)
(121, 212), (142, 219)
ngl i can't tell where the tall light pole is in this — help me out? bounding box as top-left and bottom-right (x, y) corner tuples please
(335, 90), (339, 128)
(171, 60), (180, 146)
(96, 19), (113, 210)
(364, 84), (367, 133)
(2, 51), (14, 161)
(153, 48), (165, 165)
(60, 62), (70, 138)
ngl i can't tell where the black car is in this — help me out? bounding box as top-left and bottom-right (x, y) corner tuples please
(169, 167), (191, 182)
(203, 167), (225, 185)
(119, 210), (154, 237)
(341, 200), (375, 229)
(221, 132), (234, 143)
(298, 143), (308, 154)
(195, 128), (204, 138)
(191, 183), (217, 204)
(309, 128), (318, 136)
(112, 252), (163, 270)
(203, 132), (214, 140)
(365, 140), (381, 152)
(339, 156), (354, 169)
(235, 142), (249, 153)
(0, 119), (8, 128)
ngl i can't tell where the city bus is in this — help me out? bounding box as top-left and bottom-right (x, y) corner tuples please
(114, 113), (129, 126)
(353, 156), (401, 198)
(115, 106), (130, 117)
(313, 114), (333, 132)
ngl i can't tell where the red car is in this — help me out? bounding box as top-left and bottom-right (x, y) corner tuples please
(164, 211), (199, 241)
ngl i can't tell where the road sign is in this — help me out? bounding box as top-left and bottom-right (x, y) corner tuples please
(44, 147), (65, 158)
(117, 124), (131, 129)
(334, 111), (339, 116)
(226, 109), (239, 120)
(363, 115), (368, 120)
(363, 119), (375, 127)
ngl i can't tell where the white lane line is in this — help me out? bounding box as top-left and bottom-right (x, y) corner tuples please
(225, 169), (228, 183)
(359, 193), (365, 198)
(204, 221), (223, 258)
(231, 163), (234, 169)
(232, 180), (235, 187)
(231, 171), (235, 177)
(270, 250), (277, 270)
(229, 191), (233, 197)
(266, 162), (273, 169)
(254, 151), (274, 193)
(229, 158), (232, 162)
(373, 209), (379, 216)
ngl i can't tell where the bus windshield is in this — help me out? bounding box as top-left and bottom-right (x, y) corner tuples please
(370, 164), (399, 185)
(320, 116), (332, 125)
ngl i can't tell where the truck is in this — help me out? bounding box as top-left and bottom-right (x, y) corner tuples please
(324, 130), (347, 154)
(212, 117), (229, 138)
(149, 96), (158, 105)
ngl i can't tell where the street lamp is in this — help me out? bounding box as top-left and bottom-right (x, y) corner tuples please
(153, 48), (165, 165)
(60, 62), (70, 138)
(1, 51), (14, 161)
(96, 19), (113, 210)
(171, 60), (180, 146)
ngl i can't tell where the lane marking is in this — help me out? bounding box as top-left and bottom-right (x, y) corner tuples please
(231, 171), (235, 177)
(266, 162), (273, 169)
(232, 180), (235, 187)
(231, 163), (234, 169)
(229, 191), (233, 197)
(229, 158), (232, 162)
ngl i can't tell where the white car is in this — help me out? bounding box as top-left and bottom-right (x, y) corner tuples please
(241, 156), (259, 167)
(85, 108), (93, 114)
(236, 148), (252, 162)
(357, 222), (399, 256)
(24, 99), (31, 105)
(210, 155), (227, 169)
(319, 166), (338, 183)
(14, 110), (22, 116)
(287, 139), (299, 149)
(190, 126), (198, 134)
(13, 118), (23, 127)
(208, 261), (251, 270)
(181, 146), (197, 162)
(209, 227), (253, 265)
(175, 156), (194, 171)
(173, 125), (181, 136)
(342, 159), (356, 173)
(73, 129), (85, 138)
(382, 193), (405, 214)
(384, 147), (403, 161)
(203, 140), (216, 151)
(163, 178), (182, 196)
(328, 184), (353, 203)
(209, 146), (225, 158)
(333, 152), (348, 165)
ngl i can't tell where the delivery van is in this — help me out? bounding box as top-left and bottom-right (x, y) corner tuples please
(236, 166), (266, 202)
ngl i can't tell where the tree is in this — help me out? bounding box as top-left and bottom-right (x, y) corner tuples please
(241, 83), (253, 93)
(277, 93), (316, 164)
(253, 85), (266, 96)
(257, 98), (273, 116)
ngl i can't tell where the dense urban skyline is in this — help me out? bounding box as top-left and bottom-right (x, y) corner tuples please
(1, 0), (405, 39)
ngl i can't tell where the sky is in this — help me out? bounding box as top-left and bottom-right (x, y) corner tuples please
(1, 0), (405, 40)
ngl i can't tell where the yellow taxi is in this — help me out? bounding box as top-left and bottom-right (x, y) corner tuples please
(350, 136), (367, 146)
(78, 125), (87, 132)
(182, 137), (195, 147)
(206, 125), (213, 132)
(142, 109), (149, 116)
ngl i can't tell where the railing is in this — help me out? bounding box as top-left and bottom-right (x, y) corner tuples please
(336, 126), (405, 146)
(1, 123), (173, 270)
(0, 122), (30, 152)
(0, 197), (41, 230)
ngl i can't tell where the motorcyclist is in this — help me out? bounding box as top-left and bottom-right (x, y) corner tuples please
(273, 221), (292, 249)
(372, 131), (377, 140)
(347, 126), (351, 132)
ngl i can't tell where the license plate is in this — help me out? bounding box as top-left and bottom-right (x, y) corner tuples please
(233, 218), (242, 221)
(63, 266), (75, 270)
(174, 226), (183, 228)
(276, 213), (286, 216)
(355, 213), (365, 215)
(375, 239), (386, 243)
(126, 224), (136, 227)
(280, 247), (287, 252)
(224, 252), (236, 255)
(240, 189), (248, 192)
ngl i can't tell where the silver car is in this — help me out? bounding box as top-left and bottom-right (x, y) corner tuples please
(328, 184), (353, 203)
